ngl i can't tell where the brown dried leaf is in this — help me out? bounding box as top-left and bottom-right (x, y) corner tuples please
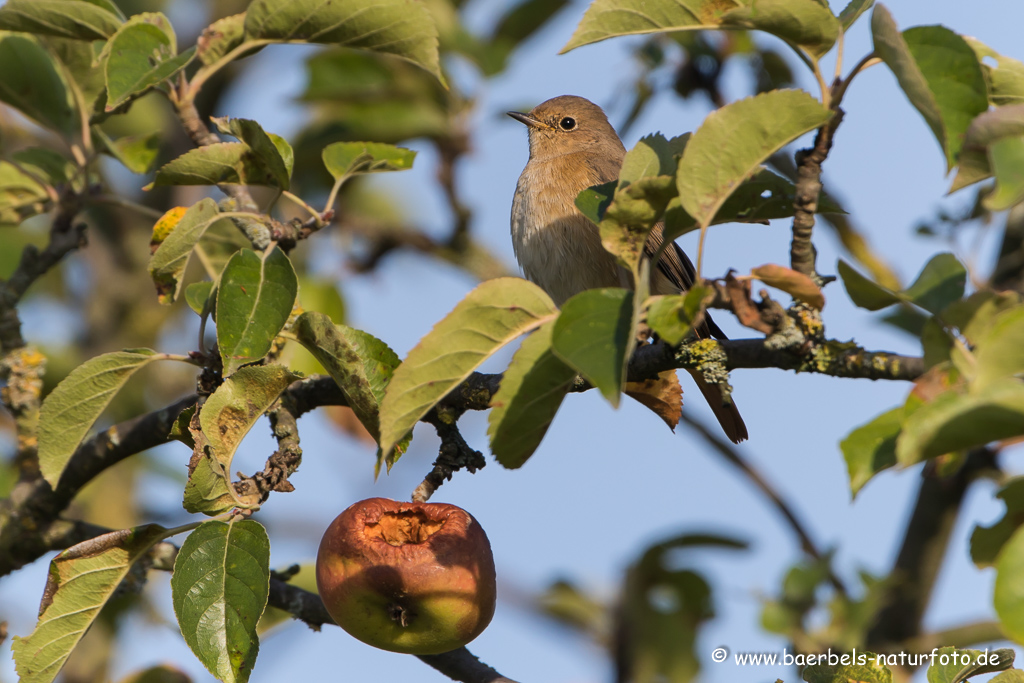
(751, 263), (825, 309)
(626, 370), (683, 429)
(911, 364), (961, 403)
(725, 273), (773, 334)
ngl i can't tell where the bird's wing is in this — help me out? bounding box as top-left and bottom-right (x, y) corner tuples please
(644, 224), (728, 340)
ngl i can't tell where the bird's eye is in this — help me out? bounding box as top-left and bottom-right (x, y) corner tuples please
(559, 116), (577, 131)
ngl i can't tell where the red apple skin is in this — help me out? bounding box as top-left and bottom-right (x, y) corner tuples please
(316, 497), (497, 655)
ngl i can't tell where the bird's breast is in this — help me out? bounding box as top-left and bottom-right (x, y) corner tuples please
(510, 158), (623, 306)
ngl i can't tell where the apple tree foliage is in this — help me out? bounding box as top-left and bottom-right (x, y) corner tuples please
(0, 0), (1022, 681)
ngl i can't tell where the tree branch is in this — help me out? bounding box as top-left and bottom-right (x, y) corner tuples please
(235, 395), (303, 503)
(790, 110), (845, 280)
(412, 410), (487, 502)
(0, 191), (86, 353)
(866, 448), (999, 647)
(0, 396), (196, 576)
(171, 88), (261, 219)
(267, 578), (519, 683)
(0, 330), (924, 579)
(0, 192), (88, 478)
(632, 337), (924, 382)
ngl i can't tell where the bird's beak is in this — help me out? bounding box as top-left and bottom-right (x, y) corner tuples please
(507, 111), (550, 129)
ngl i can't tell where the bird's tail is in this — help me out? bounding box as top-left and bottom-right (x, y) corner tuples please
(687, 370), (748, 443)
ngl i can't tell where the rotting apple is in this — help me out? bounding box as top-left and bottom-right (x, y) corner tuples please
(315, 497), (497, 655)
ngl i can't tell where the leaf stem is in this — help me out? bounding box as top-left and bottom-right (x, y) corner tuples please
(323, 172), (352, 215)
(163, 353), (205, 366)
(280, 190), (324, 227)
(811, 57), (831, 110)
(696, 223), (709, 279)
(833, 31), (845, 83)
(833, 52), (880, 107)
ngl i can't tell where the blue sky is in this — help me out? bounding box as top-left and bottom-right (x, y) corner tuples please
(3, 1), (1024, 682)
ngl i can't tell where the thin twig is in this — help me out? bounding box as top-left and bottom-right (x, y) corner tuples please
(266, 578), (520, 682)
(88, 194), (165, 220)
(680, 414), (848, 597)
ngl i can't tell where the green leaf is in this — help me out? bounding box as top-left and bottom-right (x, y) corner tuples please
(322, 141), (416, 180)
(104, 14), (195, 110)
(921, 318), (953, 369)
(12, 525), (171, 683)
(951, 104), (1024, 192)
(903, 26), (989, 168)
(974, 308), (1024, 391)
(244, 0), (445, 85)
(901, 253), (968, 314)
(293, 312), (399, 444)
(664, 167), (844, 241)
(945, 291), (1024, 349)
(551, 288), (634, 407)
(150, 141), (289, 188)
(487, 320), (576, 469)
(973, 478), (1024, 568)
(600, 176), (677, 272)
(840, 407), (901, 497)
(986, 135), (1024, 211)
(0, 33), (75, 135)
(217, 247), (298, 375)
(182, 450), (236, 516)
(12, 148), (74, 186)
(197, 13), (247, 66)
(619, 133), (689, 186)
(991, 672), (1024, 683)
(872, 8), (988, 170)
(839, 0), (874, 32)
(0, 0), (123, 40)
(676, 89), (832, 228)
(184, 281), (214, 316)
(838, 253), (966, 314)
(116, 665), (193, 683)
(0, 161), (51, 224)
(895, 379), (1024, 466)
(378, 277), (557, 458)
(619, 533), (746, 683)
(838, 259), (899, 310)
(95, 129), (161, 174)
(927, 647), (1016, 683)
(721, 0), (839, 59)
(38, 349), (162, 488)
(194, 220), (251, 279)
(968, 39), (1024, 107)
(647, 285), (711, 347)
(193, 365), (297, 509)
(213, 117), (293, 189)
(561, 0), (742, 53)
(171, 519), (270, 683)
(804, 657), (892, 683)
(46, 36), (107, 116)
(148, 199), (224, 304)
(996, 526), (1024, 643)
(575, 181), (616, 226)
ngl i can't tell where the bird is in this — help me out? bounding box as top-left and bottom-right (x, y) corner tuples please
(508, 94), (747, 443)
